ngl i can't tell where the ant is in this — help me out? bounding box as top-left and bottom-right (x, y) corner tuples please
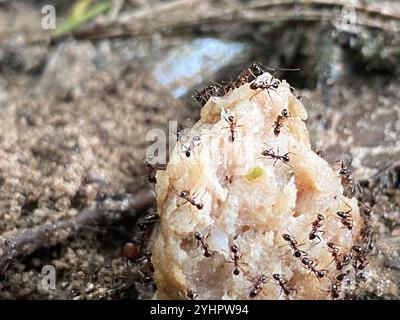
(336, 202), (353, 231)
(194, 231), (213, 257)
(234, 61), (265, 89)
(249, 77), (280, 100)
(308, 214), (325, 244)
(136, 212), (160, 229)
(351, 245), (369, 270)
(327, 242), (341, 266)
(336, 269), (350, 282)
(249, 274), (268, 298)
(338, 161), (359, 196)
(272, 109), (290, 136)
(228, 245), (246, 276)
(144, 161), (165, 183)
(178, 190), (204, 210)
(260, 147), (291, 167)
(282, 233), (306, 258)
(223, 115), (242, 142)
(272, 274), (297, 297)
(336, 254), (352, 270)
(181, 135), (201, 158)
(123, 242), (141, 261)
(191, 83), (224, 107)
(187, 289), (198, 300)
(322, 280), (341, 300)
(300, 256), (327, 279)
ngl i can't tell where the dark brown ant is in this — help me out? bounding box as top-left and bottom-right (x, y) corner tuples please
(260, 147), (291, 167)
(282, 233), (306, 258)
(322, 280), (341, 299)
(178, 190), (203, 210)
(249, 274), (268, 298)
(336, 203), (353, 231)
(194, 231), (213, 257)
(144, 161), (164, 183)
(351, 244), (369, 270)
(187, 289), (198, 300)
(123, 242), (141, 261)
(272, 109), (290, 136)
(228, 245), (246, 276)
(336, 254), (352, 270)
(336, 269), (350, 282)
(308, 214), (325, 244)
(191, 83), (224, 107)
(223, 115), (242, 142)
(300, 256), (327, 279)
(272, 274), (297, 297)
(136, 212), (160, 228)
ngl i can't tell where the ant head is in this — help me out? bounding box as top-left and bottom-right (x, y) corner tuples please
(282, 154), (290, 162)
(194, 232), (202, 241)
(180, 190), (189, 198)
(272, 82), (279, 89)
(352, 245), (362, 254)
(228, 115), (234, 122)
(250, 62), (264, 76)
(281, 109), (289, 117)
(260, 275), (267, 282)
(230, 244), (238, 253)
(148, 175), (157, 183)
(282, 233), (291, 241)
(196, 203), (204, 210)
(272, 274), (280, 281)
(317, 214), (324, 221)
(317, 271), (326, 278)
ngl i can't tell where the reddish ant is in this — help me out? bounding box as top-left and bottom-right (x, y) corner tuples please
(308, 214), (325, 244)
(336, 202), (353, 231)
(194, 231), (213, 257)
(178, 190), (204, 210)
(338, 161), (360, 196)
(235, 62), (265, 88)
(272, 274), (297, 297)
(336, 269), (350, 282)
(223, 115), (242, 142)
(282, 233), (306, 258)
(300, 256), (328, 279)
(249, 77), (280, 100)
(191, 83), (225, 107)
(327, 242), (341, 266)
(272, 109), (290, 136)
(228, 245), (246, 276)
(260, 147), (291, 167)
(249, 274), (268, 298)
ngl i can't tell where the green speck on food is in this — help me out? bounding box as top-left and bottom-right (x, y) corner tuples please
(244, 167), (264, 181)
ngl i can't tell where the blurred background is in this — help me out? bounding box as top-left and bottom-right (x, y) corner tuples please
(0, 0), (399, 299)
